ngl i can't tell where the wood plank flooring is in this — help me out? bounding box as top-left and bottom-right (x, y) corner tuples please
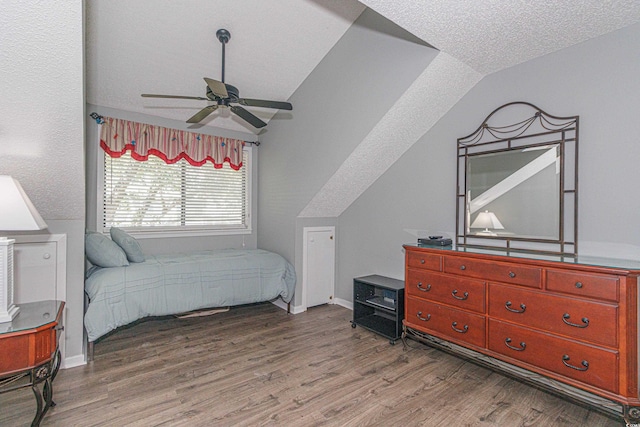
(0, 303), (622, 426)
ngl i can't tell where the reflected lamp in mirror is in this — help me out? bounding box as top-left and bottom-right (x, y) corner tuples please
(470, 210), (504, 236)
(0, 176), (48, 322)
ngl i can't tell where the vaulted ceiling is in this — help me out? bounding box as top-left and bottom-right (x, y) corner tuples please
(86, 0), (640, 136)
(85, 1), (365, 135)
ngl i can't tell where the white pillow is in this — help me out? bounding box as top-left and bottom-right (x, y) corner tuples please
(85, 232), (129, 268)
(110, 227), (145, 263)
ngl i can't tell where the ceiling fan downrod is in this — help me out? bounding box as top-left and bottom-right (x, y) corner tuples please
(216, 29), (231, 83)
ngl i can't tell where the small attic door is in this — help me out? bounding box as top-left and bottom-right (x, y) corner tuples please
(303, 226), (335, 309)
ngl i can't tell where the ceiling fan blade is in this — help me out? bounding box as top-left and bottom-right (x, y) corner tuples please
(204, 78), (228, 98)
(142, 94), (209, 101)
(230, 105), (267, 128)
(237, 98), (293, 110)
(186, 105), (218, 123)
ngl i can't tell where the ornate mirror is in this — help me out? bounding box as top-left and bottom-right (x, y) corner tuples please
(456, 102), (578, 255)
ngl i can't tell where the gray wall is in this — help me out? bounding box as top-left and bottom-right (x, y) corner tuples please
(85, 105), (260, 254)
(336, 21), (640, 300)
(0, 1), (86, 365)
(257, 9), (438, 306)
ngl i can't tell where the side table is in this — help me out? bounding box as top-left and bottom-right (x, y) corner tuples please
(0, 300), (64, 426)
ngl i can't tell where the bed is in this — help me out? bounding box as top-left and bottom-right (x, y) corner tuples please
(84, 248), (296, 353)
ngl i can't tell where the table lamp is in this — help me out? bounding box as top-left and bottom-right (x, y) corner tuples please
(470, 210), (504, 236)
(0, 176), (48, 322)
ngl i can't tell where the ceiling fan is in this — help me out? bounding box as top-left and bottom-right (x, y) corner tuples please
(141, 29), (292, 129)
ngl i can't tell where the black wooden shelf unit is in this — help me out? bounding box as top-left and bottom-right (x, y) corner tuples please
(351, 275), (405, 344)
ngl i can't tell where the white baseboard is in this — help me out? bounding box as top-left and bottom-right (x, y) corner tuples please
(270, 298), (288, 311)
(62, 354), (86, 369)
(290, 304), (306, 314)
(270, 299), (305, 314)
(333, 298), (353, 310)
(271, 298), (352, 313)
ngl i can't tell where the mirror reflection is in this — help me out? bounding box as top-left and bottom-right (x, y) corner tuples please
(467, 145), (560, 240)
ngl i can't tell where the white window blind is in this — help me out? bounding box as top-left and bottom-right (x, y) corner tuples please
(102, 150), (249, 233)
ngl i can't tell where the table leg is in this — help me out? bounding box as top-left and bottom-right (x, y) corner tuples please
(51, 349), (61, 381)
(401, 324), (409, 350)
(30, 382), (44, 427)
(43, 377), (55, 408)
(29, 358), (57, 427)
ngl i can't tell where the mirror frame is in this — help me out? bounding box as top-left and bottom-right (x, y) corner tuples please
(456, 102), (579, 256)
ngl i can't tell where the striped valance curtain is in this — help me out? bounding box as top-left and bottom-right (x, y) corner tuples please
(99, 116), (245, 170)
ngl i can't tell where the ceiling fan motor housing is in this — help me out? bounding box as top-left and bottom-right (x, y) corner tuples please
(206, 84), (239, 104)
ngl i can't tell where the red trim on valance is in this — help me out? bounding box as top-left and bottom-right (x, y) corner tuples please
(99, 116), (245, 170)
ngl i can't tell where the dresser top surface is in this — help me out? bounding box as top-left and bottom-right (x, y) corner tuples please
(404, 244), (640, 272)
(0, 300), (63, 335)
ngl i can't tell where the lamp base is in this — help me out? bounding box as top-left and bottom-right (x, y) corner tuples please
(475, 229), (498, 236)
(0, 304), (19, 323)
(0, 237), (18, 323)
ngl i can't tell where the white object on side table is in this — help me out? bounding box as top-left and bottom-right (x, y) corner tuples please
(0, 176), (48, 322)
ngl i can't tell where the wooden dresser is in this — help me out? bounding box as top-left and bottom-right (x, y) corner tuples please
(403, 244), (640, 423)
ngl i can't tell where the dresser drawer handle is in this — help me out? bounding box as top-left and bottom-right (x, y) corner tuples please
(417, 282), (432, 292)
(459, 265), (466, 271)
(504, 337), (526, 352)
(416, 311), (431, 322)
(451, 289), (469, 300)
(562, 313), (589, 328)
(562, 354), (589, 371)
(508, 271), (516, 278)
(451, 322), (469, 333)
(575, 282), (583, 289)
(505, 301), (526, 313)
(420, 259), (425, 264)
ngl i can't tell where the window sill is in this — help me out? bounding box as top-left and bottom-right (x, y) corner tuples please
(102, 228), (252, 239)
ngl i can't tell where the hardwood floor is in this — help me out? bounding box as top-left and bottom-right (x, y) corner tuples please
(0, 303), (622, 426)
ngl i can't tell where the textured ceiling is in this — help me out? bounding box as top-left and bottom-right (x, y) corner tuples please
(86, 0), (640, 219)
(85, 0), (365, 135)
(87, 0), (640, 135)
(360, 0), (640, 74)
(298, 0), (640, 217)
(299, 53), (482, 217)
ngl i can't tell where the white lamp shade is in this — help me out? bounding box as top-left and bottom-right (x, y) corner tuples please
(0, 176), (47, 322)
(470, 210), (504, 230)
(0, 176), (47, 231)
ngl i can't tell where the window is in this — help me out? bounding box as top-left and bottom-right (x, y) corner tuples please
(100, 148), (251, 236)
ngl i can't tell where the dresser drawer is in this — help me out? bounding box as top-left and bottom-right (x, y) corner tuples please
(407, 251), (441, 271)
(488, 319), (618, 393)
(443, 256), (541, 288)
(406, 297), (486, 348)
(406, 269), (486, 313)
(488, 284), (618, 348)
(546, 269), (619, 302)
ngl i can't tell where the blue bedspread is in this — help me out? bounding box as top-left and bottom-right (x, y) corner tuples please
(84, 249), (296, 342)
